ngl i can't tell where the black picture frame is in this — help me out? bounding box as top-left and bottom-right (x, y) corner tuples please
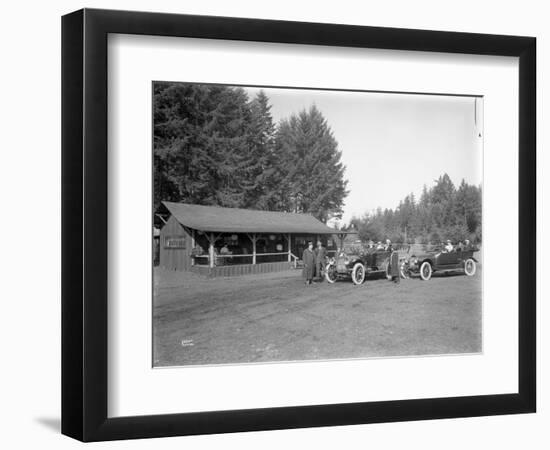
(62, 8), (536, 442)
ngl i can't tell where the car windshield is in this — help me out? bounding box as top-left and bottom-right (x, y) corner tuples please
(408, 243), (441, 254)
(341, 242), (367, 255)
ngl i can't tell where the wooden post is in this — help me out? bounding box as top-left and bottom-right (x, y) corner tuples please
(252, 233), (257, 265)
(191, 229), (196, 266)
(209, 233), (215, 268)
(287, 233), (292, 262)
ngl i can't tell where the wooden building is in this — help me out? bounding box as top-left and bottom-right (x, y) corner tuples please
(159, 202), (340, 277)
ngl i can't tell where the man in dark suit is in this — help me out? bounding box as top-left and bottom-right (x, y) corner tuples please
(315, 240), (327, 281)
(302, 241), (316, 285)
(389, 250), (400, 284)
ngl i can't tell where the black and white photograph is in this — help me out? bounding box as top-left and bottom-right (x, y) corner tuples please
(152, 82), (483, 367)
(0, 0), (543, 447)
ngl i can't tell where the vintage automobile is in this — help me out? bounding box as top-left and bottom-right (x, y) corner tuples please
(324, 242), (396, 285)
(400, 245), (478, 280)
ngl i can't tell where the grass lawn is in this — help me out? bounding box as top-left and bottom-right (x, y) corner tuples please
(153, 266), (482, 366)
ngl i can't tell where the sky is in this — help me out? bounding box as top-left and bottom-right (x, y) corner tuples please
(244, 86), (483, 225)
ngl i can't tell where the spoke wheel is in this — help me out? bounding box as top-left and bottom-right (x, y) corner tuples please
(325, 262), (338, 284)
(420, 261), (432, 281)
(464, 258), (476, 276)
(351, 263), (366, 285)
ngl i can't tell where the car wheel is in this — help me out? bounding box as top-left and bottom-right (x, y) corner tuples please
(400, 260), (410, 279)
(325, 262), (338, 284)
(464, 258), (476, 276)
(419, 261), (432, 281)
(351, 262), (366, 285)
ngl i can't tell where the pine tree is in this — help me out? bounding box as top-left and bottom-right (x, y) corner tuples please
(274, 105), (349, 222)
(242, 90), (277, 209)
(153, 83), (253, 210)
(351, 175), (482, 244)
(153, 85), (350, 222)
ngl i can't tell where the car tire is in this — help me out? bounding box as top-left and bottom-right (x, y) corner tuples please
(419, 261), (432, 281)
(351, 262), (366, 285)
(464, 258), (476, 276)
(325, 262), (338, 284)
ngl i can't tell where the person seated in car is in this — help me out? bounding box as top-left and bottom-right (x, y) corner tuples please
(376, 241), (384, 250)
(384, 239), (393, 252)
(464, 239), (472, 251)
(444, 239), (454, 252)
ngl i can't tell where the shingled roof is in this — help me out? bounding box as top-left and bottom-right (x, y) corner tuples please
(162, 201), (338, 234)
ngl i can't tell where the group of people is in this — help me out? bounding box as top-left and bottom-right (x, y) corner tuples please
(301, 236), (476, 287)
(301, 238), (401, 285)
(443, 239), (473, 253)
(301, 241), (328, 285)
(368, 239), (394, 251)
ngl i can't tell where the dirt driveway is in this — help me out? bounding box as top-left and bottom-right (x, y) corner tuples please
(153, 267), (482, 366)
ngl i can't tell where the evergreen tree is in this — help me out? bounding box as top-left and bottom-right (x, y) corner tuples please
(153, 84), (350, 222)
(274, 105), (349, 222)
(351, 174), (482, 244)
(153, 83), (253, 210)
(242, 90), (277, 209)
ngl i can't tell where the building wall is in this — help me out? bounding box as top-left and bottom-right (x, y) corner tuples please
(159, 215), (193, 271)
(159, 215), (339, 273)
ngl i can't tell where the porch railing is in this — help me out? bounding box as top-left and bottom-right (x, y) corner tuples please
(193, 252), (295, 267)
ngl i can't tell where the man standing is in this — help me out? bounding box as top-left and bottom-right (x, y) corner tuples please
(315, 240), (327, 281)
(302, 241), (316, 285)
(389, 250), (400, 284)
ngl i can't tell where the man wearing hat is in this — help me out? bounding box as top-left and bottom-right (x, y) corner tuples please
(315, 240), (327, 281)
(444, 239), (454, 252)
(388, 249), (401, 284)
(302, 241), (316, 285)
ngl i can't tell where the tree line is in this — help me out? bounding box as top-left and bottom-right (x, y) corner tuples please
(349, 173), (482, 244)
(153, 82), (348, 223)
(154, 83), (482, 244)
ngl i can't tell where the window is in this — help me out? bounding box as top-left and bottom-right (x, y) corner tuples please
(164, 235), (186, 249)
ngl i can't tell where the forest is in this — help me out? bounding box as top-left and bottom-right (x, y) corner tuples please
(153, 82), (348, 223)
(154, 83), (482, 244)
(348, 174), (482, 244)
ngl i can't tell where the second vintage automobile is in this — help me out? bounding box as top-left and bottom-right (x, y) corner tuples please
(400, 244), (478, 280)
(325, 241), (397, 285)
